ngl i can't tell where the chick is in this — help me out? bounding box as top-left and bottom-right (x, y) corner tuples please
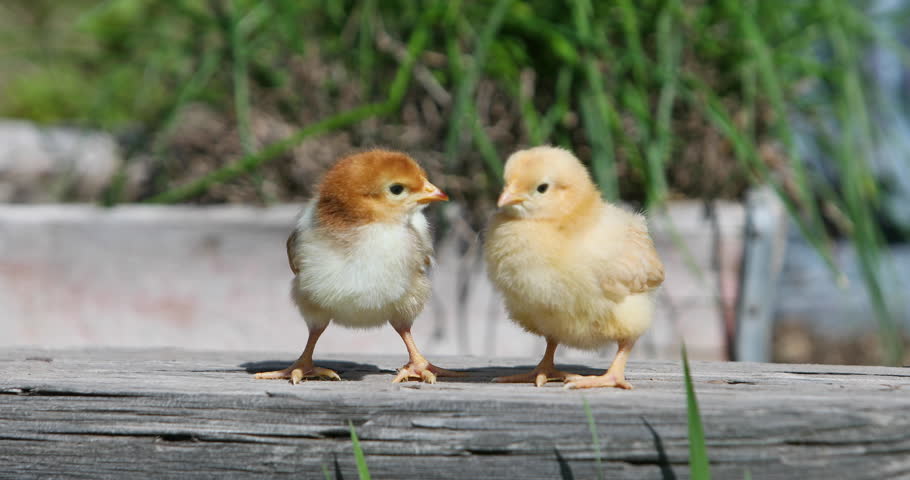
(255, 149), (461, 384)
(484, 146), (664, 389)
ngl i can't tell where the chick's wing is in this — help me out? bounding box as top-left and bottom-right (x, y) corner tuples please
(286, 230), (300, 275)
(597, 216), (664, 300)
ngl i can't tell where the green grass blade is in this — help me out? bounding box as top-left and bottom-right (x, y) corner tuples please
(471, 106), (504, 183)
(536, 66), (574, 142)
(358, 0), (377, 95)
(572, 0), (619, 200)
(682, 344), (711, 480)
(578, 92), (618, 201)
(582, 397), (605, 480)
(229, 0), (253, 156)
(619, 83), (651, 172)
(322, 463), (332, 480)
(821, 1), (902, 364)
(738, 2), (827, 246)
(384, 4), (442, 107)
(616, 0), (647, 83)
(228, 0), (272, 203)
(349, 421), (371, 480)
(443, 3), (503, 182)
(572, 0), (621, 201)
(516, 76), (543, 145)
(839, 4), (910, 69)
(571, 0), (593, 42)
(645, 1), (680, 208)
(443, 0), (513, 169)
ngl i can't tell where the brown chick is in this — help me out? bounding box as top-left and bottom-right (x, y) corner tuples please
(255, 150), (462, 384)
(484, 146), (664, 389)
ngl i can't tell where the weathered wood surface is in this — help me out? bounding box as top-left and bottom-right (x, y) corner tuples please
(1, 348), (909, 479)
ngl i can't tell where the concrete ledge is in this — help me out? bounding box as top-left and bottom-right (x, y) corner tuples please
(0, 203), (746, 361)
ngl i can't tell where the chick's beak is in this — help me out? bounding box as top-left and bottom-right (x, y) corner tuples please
(497, 187), (526, 208)
(416, 182), (449, 204)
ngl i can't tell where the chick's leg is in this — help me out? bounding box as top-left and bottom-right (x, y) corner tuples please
(392, 326), (464, 384)
(564, 339), (635, 390)
(494, 339), (580, 387)
(254, 327), (340, 384)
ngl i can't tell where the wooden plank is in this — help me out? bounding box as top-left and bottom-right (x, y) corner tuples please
(1, 348), (909, 479)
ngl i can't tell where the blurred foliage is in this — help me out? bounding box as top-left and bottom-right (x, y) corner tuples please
(1, 0), (908, 363)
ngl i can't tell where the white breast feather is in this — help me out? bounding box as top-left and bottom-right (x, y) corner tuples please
(291, 203), (431, 327)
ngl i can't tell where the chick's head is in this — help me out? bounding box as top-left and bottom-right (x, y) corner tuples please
(497, 146), (600, 220)
(316, 150), (447, 229)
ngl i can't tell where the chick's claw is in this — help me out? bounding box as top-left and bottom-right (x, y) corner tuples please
(494, 367), (581, 387)
(563, 373), (632, 390)
(394, 367), (435, 384)
(392, 362), (465, 384)
(254, 366), (341, 384)
(291, 367), (342, 384)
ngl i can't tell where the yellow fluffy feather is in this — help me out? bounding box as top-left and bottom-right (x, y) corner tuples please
(484, 146), (664, 389)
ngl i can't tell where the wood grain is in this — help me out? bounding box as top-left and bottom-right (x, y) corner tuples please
(1, 348), (909, 479)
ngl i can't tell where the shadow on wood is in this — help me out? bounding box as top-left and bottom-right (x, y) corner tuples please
(243, 360), (607, 383)
(642, 417), (677, 480)
(241, 359), (383, 381)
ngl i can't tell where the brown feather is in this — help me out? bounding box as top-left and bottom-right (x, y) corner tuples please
(315, 149), (427, 231)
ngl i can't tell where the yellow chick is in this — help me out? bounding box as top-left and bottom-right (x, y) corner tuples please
(484, 146), (665, 389)
(255, 149), (461, 384)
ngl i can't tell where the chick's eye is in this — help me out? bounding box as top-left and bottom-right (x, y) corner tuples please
(389, 184), (405, 195)
(537, 183), (549, 194)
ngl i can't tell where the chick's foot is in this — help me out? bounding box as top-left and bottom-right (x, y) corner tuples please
(563, 372), (632, 390)
(254, 327), (338, 384)
(494, 339), (580, 387)
(392, 327), (466, 384)
(393, 361), (465, 384)
(254, 366), (341, 384)
(494, 366), (581, 387)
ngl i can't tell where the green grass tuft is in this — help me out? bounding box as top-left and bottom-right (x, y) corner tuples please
(582, 397), (605, 480)
(349, 420), (371, 480)
(682, 344), (711, 480)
